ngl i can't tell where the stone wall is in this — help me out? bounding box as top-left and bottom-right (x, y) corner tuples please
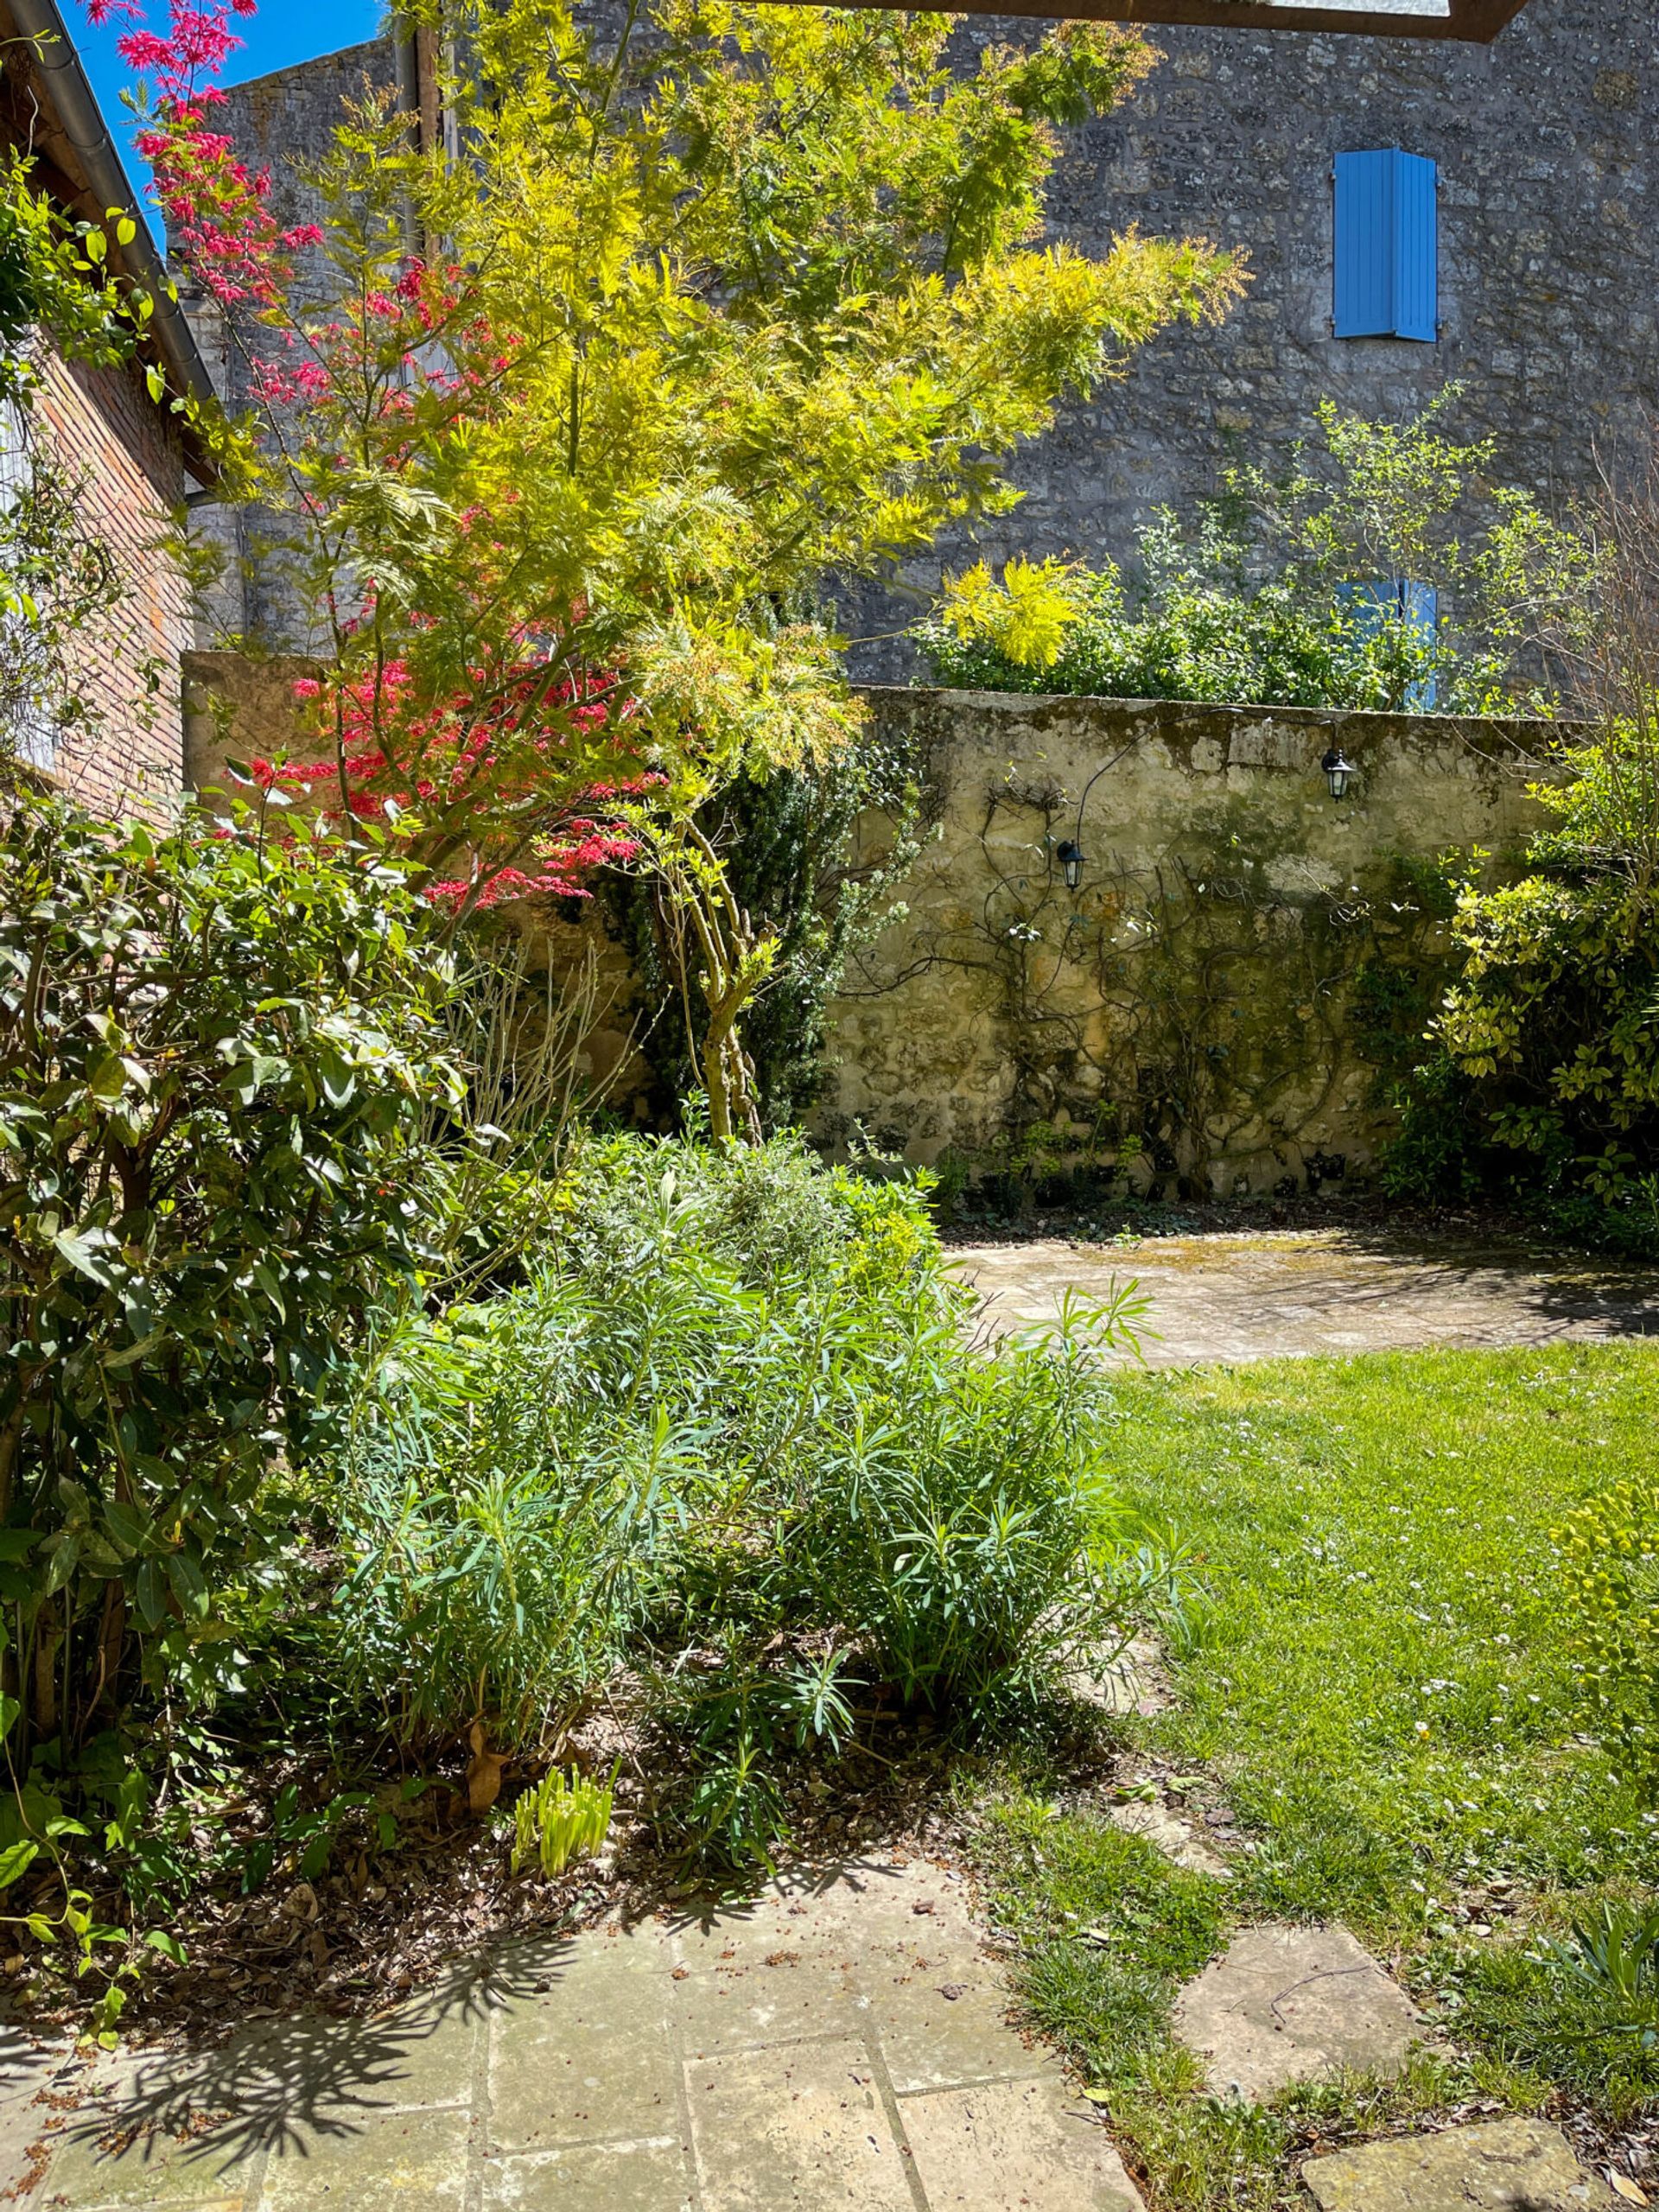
(820, 688), (1555, 1195)
(177, 653), (1559, 1193)
(181, 650), (321, 803)
(183, 39), (400, 652)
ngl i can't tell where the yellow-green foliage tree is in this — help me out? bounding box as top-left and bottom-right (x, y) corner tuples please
(200, 1), (1241, 855)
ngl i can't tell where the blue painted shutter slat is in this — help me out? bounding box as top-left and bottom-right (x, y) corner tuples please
(1391, 154), (1439, 341)
(1334, 149), (1437, 342)
(1333, 151), (1393, 338)
(1402, 580), (1440, 711)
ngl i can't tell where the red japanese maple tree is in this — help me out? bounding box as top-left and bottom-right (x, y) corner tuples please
(82, 0), (654, 913)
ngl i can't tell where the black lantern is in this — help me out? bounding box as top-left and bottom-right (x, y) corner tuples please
(1321, 747), (1357, 801)
(1056, 839), (1084, 891)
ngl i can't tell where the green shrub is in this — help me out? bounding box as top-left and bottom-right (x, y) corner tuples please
(1392, 733), (1659, 1253)
(600, 744), (919, 1134)
(330, 1135), (1141, 1856)
(0, 795), (461, 1752)
(915, 391), (1578, 715)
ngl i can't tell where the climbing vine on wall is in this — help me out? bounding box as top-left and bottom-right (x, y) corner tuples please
(849, 776), (1462, 1206)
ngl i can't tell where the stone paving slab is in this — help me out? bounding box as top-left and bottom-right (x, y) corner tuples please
(683, 2036), (914, 2212)
(257, 2107), (472, 2208)
(14, 1858), (1141, 2211)
(480, 2137), (694, 2211)
(1302, 2117), (1612, 2212)
(899, 2077), (1144, 2211)
(1172, 1923), (1421, 2101)
(486, 1931), (677, 2152)
(956, 1230), (1659, 1366)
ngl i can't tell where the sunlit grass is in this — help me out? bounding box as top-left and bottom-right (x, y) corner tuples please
(974, 1344), (1659, 2209)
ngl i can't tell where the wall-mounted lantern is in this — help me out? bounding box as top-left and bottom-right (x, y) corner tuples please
(1321, 747), (1357, 801)
(1056, 839), (1085, 891)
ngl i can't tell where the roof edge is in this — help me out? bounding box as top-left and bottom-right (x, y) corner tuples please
(4, 0), (220, 484)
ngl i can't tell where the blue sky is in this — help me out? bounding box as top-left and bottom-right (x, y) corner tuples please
(75, 2), (385, 214)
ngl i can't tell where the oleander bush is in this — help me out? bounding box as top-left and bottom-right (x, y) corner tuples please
(331, 1134), (1145, 1860)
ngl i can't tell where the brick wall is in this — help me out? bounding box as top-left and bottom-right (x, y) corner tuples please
(32, 345), (191, 817)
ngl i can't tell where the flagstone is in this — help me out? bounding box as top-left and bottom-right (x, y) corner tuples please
(1301, 2117), (1612, 2212)
(1172, 1923), (1421, 2101)
(898, 2076), (1146, 2211)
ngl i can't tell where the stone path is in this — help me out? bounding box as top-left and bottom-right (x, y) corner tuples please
(3, 1830), (1622, 2212)
(955, 1228), (1659, 1366)
(5, 1854), (1617, 2212)
(2, 1860), (1142, 2209)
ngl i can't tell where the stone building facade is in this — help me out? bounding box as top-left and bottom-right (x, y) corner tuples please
(863, 0), (1649, 678)
(200, 0), (1648, 678)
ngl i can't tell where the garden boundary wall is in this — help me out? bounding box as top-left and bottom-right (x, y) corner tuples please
(824, 688), (1556, 1196)
(180, 656), (1560, 1196)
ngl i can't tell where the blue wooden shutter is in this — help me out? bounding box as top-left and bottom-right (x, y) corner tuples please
(1334, 150), (1438, 341)
(1400, 580), (1440, 710)
(1390, 156), (1439, 342)
(1338, 579), (1440, 710)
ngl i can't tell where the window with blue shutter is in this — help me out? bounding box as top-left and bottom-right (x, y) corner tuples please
(1338, 579), (1440, 711)
(1333, 150), (1438, 342)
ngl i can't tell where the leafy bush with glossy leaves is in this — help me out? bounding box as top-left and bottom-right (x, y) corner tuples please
(0, 794), (461, 1751)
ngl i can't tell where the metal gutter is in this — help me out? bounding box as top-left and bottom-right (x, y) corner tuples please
(3, 0), (219, 477)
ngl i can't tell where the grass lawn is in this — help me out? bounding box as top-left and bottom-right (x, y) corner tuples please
(973, 1342), (1659, 2210)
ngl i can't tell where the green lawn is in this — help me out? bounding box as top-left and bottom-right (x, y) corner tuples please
(975, 1343), (1659, 2210)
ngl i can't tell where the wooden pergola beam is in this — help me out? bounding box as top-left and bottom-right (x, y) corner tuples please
(849, 0), (1529, 40)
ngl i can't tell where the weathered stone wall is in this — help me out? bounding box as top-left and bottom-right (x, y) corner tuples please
(177, 653), (1558, 1192)
(854, 0), (1656, 677)
(183, 39), (399, 652)
(181, 650), (321, 803)
(821, 688), (1555, 1194)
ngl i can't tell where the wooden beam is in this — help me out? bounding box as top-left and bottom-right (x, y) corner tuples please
(817, 0), (1531, 39)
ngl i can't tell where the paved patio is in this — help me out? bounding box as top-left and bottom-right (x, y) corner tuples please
(3, 1860), (1141, 2209)
(955, 1228), (1659, 1366)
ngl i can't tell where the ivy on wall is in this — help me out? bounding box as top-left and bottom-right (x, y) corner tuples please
(843, 775), (1465, 1208)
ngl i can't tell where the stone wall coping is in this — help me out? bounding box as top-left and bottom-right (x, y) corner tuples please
(856, 683), (1573, 762)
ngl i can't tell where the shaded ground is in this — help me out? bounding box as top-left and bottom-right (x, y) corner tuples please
(954, 1228), (1659, 1365)
(1, 1860), (1145, 2209)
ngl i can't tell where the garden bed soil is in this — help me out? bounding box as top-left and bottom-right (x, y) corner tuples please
(0, 1696), (1120, 2053)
